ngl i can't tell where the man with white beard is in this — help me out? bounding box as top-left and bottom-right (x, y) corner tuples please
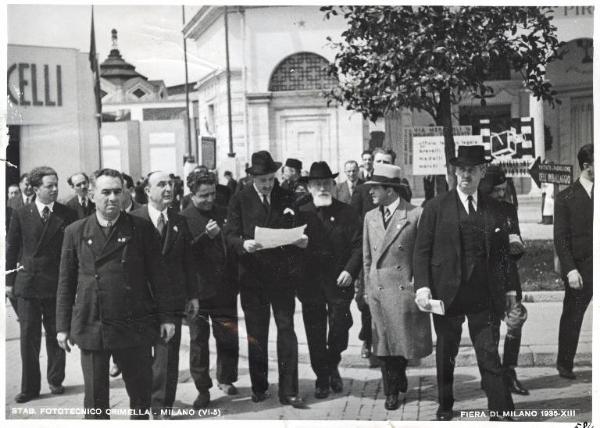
(297, 162), (363, 399)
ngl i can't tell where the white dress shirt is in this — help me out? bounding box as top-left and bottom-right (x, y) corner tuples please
(147, 204), (169, 230)
(383, 196), (401, 218)
(34, 199), (54, 218)
(96, 212), (120, 227)
(579, 175), (593, 198)
(253, 183), (271, 205)
(456, 187), (478, 213)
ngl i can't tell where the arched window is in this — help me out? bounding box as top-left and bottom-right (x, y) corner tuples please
(269, 52), (337, 92)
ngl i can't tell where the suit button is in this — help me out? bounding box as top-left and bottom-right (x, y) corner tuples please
(374, 246), (377, 251)
(378, 286), (383, 290)
(400, 286), (404, 290)
(94, 274), (100, 280)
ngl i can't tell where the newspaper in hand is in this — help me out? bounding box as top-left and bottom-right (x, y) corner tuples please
(254, 225), (307, 250)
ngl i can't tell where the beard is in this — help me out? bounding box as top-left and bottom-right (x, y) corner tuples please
(313, 193), (333, 207)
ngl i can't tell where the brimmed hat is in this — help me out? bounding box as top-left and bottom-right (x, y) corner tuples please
(364, 164), (405, 187)
(245, 151), (282, 176)
(298, 161), (339, 183)
(284, 158), (303, 171)
(484, 164), (507, 186)
(449, 145), (489, 167)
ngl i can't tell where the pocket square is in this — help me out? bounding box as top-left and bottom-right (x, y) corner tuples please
(283, 208), (295, 216)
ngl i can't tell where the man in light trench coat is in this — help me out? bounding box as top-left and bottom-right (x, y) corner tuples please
(362, 163), (432, 411)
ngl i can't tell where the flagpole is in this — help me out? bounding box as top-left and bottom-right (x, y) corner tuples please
(182, 5), (193, 164)
(90, 5), (103, 168)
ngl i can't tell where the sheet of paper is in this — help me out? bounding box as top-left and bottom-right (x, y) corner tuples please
(254, 225), (306, 250)
(428, 299), (445, 316)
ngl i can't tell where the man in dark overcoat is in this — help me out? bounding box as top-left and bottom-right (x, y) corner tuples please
(56, 168), (176, 419)
(6, 166), (77, 403)
(414, 146), (515, 421)
(65, 172), (96, 219)
(554, 144), (594, 380)
(224, 150), (308, 408)
(131, 170), (200, 418)
(181, 171), (240, 409)
(297, 162), (362, 399)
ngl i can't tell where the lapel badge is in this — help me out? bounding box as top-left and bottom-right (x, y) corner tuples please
(87, 239), (93, 246)
(117, 236), (129, 243)
(330, 216), (335, 222)
(494, 227), (501, 233)
(283, 207), (295, 216)
(396, 224), (401, 229)
(173, 225), (178, 233)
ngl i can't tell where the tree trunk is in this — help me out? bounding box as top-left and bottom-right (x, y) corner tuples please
(437, 88), (457, 191)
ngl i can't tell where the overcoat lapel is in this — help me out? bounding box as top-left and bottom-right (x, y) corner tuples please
(443, 191), (461, 259)
(375, 203), (409, 265)
(95, 215), (132, 265)
(369, 209), (386, 263)
(162, 209), (179, 255)
(25, 206), (44, 255)
(480, 193), (493, 258)
(36, 207), (65, 254)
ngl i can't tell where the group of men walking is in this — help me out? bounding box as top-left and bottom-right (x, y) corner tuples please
(5, 143), (593, 420)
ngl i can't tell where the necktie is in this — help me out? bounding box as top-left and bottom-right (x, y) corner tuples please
(157, 213), (166, 238)
(82, 198), (87, 209)
(467, 195), (475, 216)
(262, 194), (270, 212)
(349, 183), (354, 196)
(590, 185), (594, 201)
(383, 207), (392, 228)
(41, 206), (50, 224)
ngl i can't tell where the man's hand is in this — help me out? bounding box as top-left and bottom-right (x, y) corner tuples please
(294, 234), (309, 249)
(5, 286), (14, 299)
(205, 219), (221, 239)
(567, 270), (583, 290)
(336, 271), (353, 288)
(243, 239), (263, 253)
(160, 323), (176, 343)
(505, 293), (517, 313)
(57, 331), (72, 352)
(186, 298), (200, 319)
(415, 287), (432, 312)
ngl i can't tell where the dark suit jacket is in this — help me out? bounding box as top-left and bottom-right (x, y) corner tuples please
(498, 200), (523, 299)
(131, 206), (199, 309)
(413, 190), (514, 317)
(335, 179), (364, 205)
(351, 183), (376, 220)
(298, 199), (362, 300)
(554, 179), (593, 288)
(181, 204), (234, 300)
(224, 184), (302, 288)
(182, 185), (231, 211)
(6, 202), (77, 298)
(65, 195), (96, 219)
(56, 213), (174, 350)
(7, 194), (35, 210)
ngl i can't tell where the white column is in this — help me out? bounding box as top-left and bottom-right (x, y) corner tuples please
(528, 93), (545, 195)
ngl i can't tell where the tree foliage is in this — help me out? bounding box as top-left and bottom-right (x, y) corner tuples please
(322, 6), (562, 123)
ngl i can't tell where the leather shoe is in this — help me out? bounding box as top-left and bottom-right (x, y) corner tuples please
(384, 394), (400, 411)
(279, 395), (307, 409)
(507, 371), (529, 395)
(109, 363), (121, 378)
(557, 366), (576, 380)
(218, 383), (238, 395)
(49, 384), (65, 395)
(15, 392), (40, 403)
(361, 342), (371, 358)
(330, 369), (343, 393)
(436, 408), (453, 421)
(314, 386), (330, 399)
(251, 390), (271, 403)
(193, 390), (210, 409)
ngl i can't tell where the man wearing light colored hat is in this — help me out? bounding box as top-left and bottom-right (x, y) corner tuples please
(413, 145), (515, 421)
(362, 163), (432, 411)
(296, 161), (362, 399)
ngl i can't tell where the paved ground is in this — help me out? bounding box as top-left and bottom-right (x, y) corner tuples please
(4, 296), (592, 422)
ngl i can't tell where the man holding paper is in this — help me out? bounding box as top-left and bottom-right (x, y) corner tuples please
(225, 150), (308, 408)
(297, 161), (362, 399)
(362, 163), (432, 411)
(413, 146), (515, 421)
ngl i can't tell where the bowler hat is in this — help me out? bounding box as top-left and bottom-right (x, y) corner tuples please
(245, 151), (282, 176)
(284, 158), (303, 171)
(449, 145), (489, 167)
(299, 161), (339, 182)
(364, 164), (405, 187)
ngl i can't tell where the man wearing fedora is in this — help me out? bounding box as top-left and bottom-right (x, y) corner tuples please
(297, 161), (362, 399)
(225, 150), (308, 408)
(363, 163), (432, 411)
(280, 158), (303, 192)
(414, 145), (515, 421)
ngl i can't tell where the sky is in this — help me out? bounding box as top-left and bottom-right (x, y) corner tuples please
(7, 4), (207, 87)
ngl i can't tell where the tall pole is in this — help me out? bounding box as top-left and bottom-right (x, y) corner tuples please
(224, 6), (235, 157)
(182, 5), (193, 160)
